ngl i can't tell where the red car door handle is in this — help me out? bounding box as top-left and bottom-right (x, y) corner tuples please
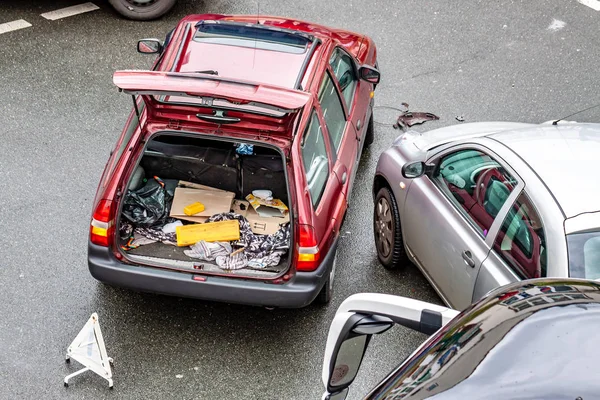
(334, 164), (348, 185)
(462, 250), (475, 268)
(341, 171), (347, 184)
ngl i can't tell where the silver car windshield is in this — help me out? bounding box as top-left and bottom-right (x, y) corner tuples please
(567, 231), (600, 279)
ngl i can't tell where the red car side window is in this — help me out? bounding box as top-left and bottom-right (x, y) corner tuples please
(301, 110), (330, 207)
(329, 48), (357, 110)
(318, 72), (347, 153)
(493, 191), (547, 279)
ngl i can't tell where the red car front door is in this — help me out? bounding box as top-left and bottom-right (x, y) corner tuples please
(328, 46), (372, 198)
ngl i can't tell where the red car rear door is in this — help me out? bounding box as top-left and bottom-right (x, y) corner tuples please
(296, 108), (344, 257)
(316, 67), (357, 208)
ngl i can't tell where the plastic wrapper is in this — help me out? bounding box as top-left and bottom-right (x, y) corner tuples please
(121, 176), (178, 227)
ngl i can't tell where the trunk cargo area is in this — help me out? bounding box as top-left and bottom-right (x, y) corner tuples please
(117, 133), (292, 279)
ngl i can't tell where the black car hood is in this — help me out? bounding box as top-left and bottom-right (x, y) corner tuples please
(367, 279), (600, 400)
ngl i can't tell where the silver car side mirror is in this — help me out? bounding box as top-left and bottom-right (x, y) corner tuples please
(402, 161), (425, 178)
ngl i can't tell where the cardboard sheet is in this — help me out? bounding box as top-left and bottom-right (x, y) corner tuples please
(231, 199), (250, 217)
(247, 206), (290, 235)
(246, 194), (289, 218)
(178, 180), (230, 193)
(233, 199), (289, 235)
(170, 187), (235, 223)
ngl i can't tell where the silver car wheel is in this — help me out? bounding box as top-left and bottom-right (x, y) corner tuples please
(376, 197), (394, 258)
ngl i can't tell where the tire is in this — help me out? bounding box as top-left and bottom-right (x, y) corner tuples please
(108, 0), (176, 21)
(316, 253), (337, 304)
(364, 116), (374, 147)
(373, 186), (408, 269)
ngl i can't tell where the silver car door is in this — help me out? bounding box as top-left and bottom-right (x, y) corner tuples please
(473, 190), (549, 303)
(403, 144), (523, 310)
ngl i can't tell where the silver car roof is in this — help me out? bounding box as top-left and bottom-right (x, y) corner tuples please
(489, 123), (600, 219)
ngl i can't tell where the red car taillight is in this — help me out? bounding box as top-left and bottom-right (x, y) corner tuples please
(296, 224), (320, 272)
(90, 199), (114, 247)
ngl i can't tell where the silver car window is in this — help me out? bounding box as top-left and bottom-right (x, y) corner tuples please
(567, 231), (600, 280)
(434, 149), (517, 237)
(493, 191), (547, 279)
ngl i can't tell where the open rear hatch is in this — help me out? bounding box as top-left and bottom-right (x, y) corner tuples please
(113, 70), (310, 131)
(112, 71), (306, 280)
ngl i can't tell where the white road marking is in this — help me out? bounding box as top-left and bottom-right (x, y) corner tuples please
(40, 2), (99, 20)
(0, 19), (32, 35)
(548, 19), (566, 31)
(577, 0), (600, 11)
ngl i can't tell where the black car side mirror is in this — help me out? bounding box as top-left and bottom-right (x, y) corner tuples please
(359, 65), (381, 85)
(321, 293), (460, 400)
(137, 38), (163, 54)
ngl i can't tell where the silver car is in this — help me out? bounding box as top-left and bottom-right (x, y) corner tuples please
(373, 121), (600, 310)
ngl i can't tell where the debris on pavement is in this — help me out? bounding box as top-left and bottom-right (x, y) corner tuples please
(455, 115), (466, 122)
(393, 102), (439, 130)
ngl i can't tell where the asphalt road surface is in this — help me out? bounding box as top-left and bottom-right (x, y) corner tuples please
(1, 1), (599, 399)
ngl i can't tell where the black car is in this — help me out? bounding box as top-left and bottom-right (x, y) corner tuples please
(108, 0), (176, 20)
(322, 278), (600, 399)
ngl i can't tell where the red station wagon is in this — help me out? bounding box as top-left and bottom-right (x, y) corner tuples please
(88, 14), (380, 308)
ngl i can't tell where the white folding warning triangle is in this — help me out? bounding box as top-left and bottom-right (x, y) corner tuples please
(64, 313), (114, 388)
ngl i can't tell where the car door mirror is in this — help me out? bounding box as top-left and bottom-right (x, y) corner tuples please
(137, 38), (163, 54)
(402, 161), (425, 178)
(323, 313), (393, 396)
(322, 388), (349, 400)
(322, 293), (460, 399)
(358, 65), (381, 84)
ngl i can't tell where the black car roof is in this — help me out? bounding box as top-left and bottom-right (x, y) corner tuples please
(367, 278), (600, 399)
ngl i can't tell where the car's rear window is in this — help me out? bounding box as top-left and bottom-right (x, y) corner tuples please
(567, 230), (600, 279)
(194, 22), (309, 54)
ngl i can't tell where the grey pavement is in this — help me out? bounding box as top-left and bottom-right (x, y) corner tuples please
(0, 0), (599, 399)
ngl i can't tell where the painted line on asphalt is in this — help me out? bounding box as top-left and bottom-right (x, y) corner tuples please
(0, 19), (32, 35)
(41, 2), (100, 20)
(577, 0), (600, 11)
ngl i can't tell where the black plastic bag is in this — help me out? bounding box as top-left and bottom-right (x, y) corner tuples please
(121, 176), (178, 227)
